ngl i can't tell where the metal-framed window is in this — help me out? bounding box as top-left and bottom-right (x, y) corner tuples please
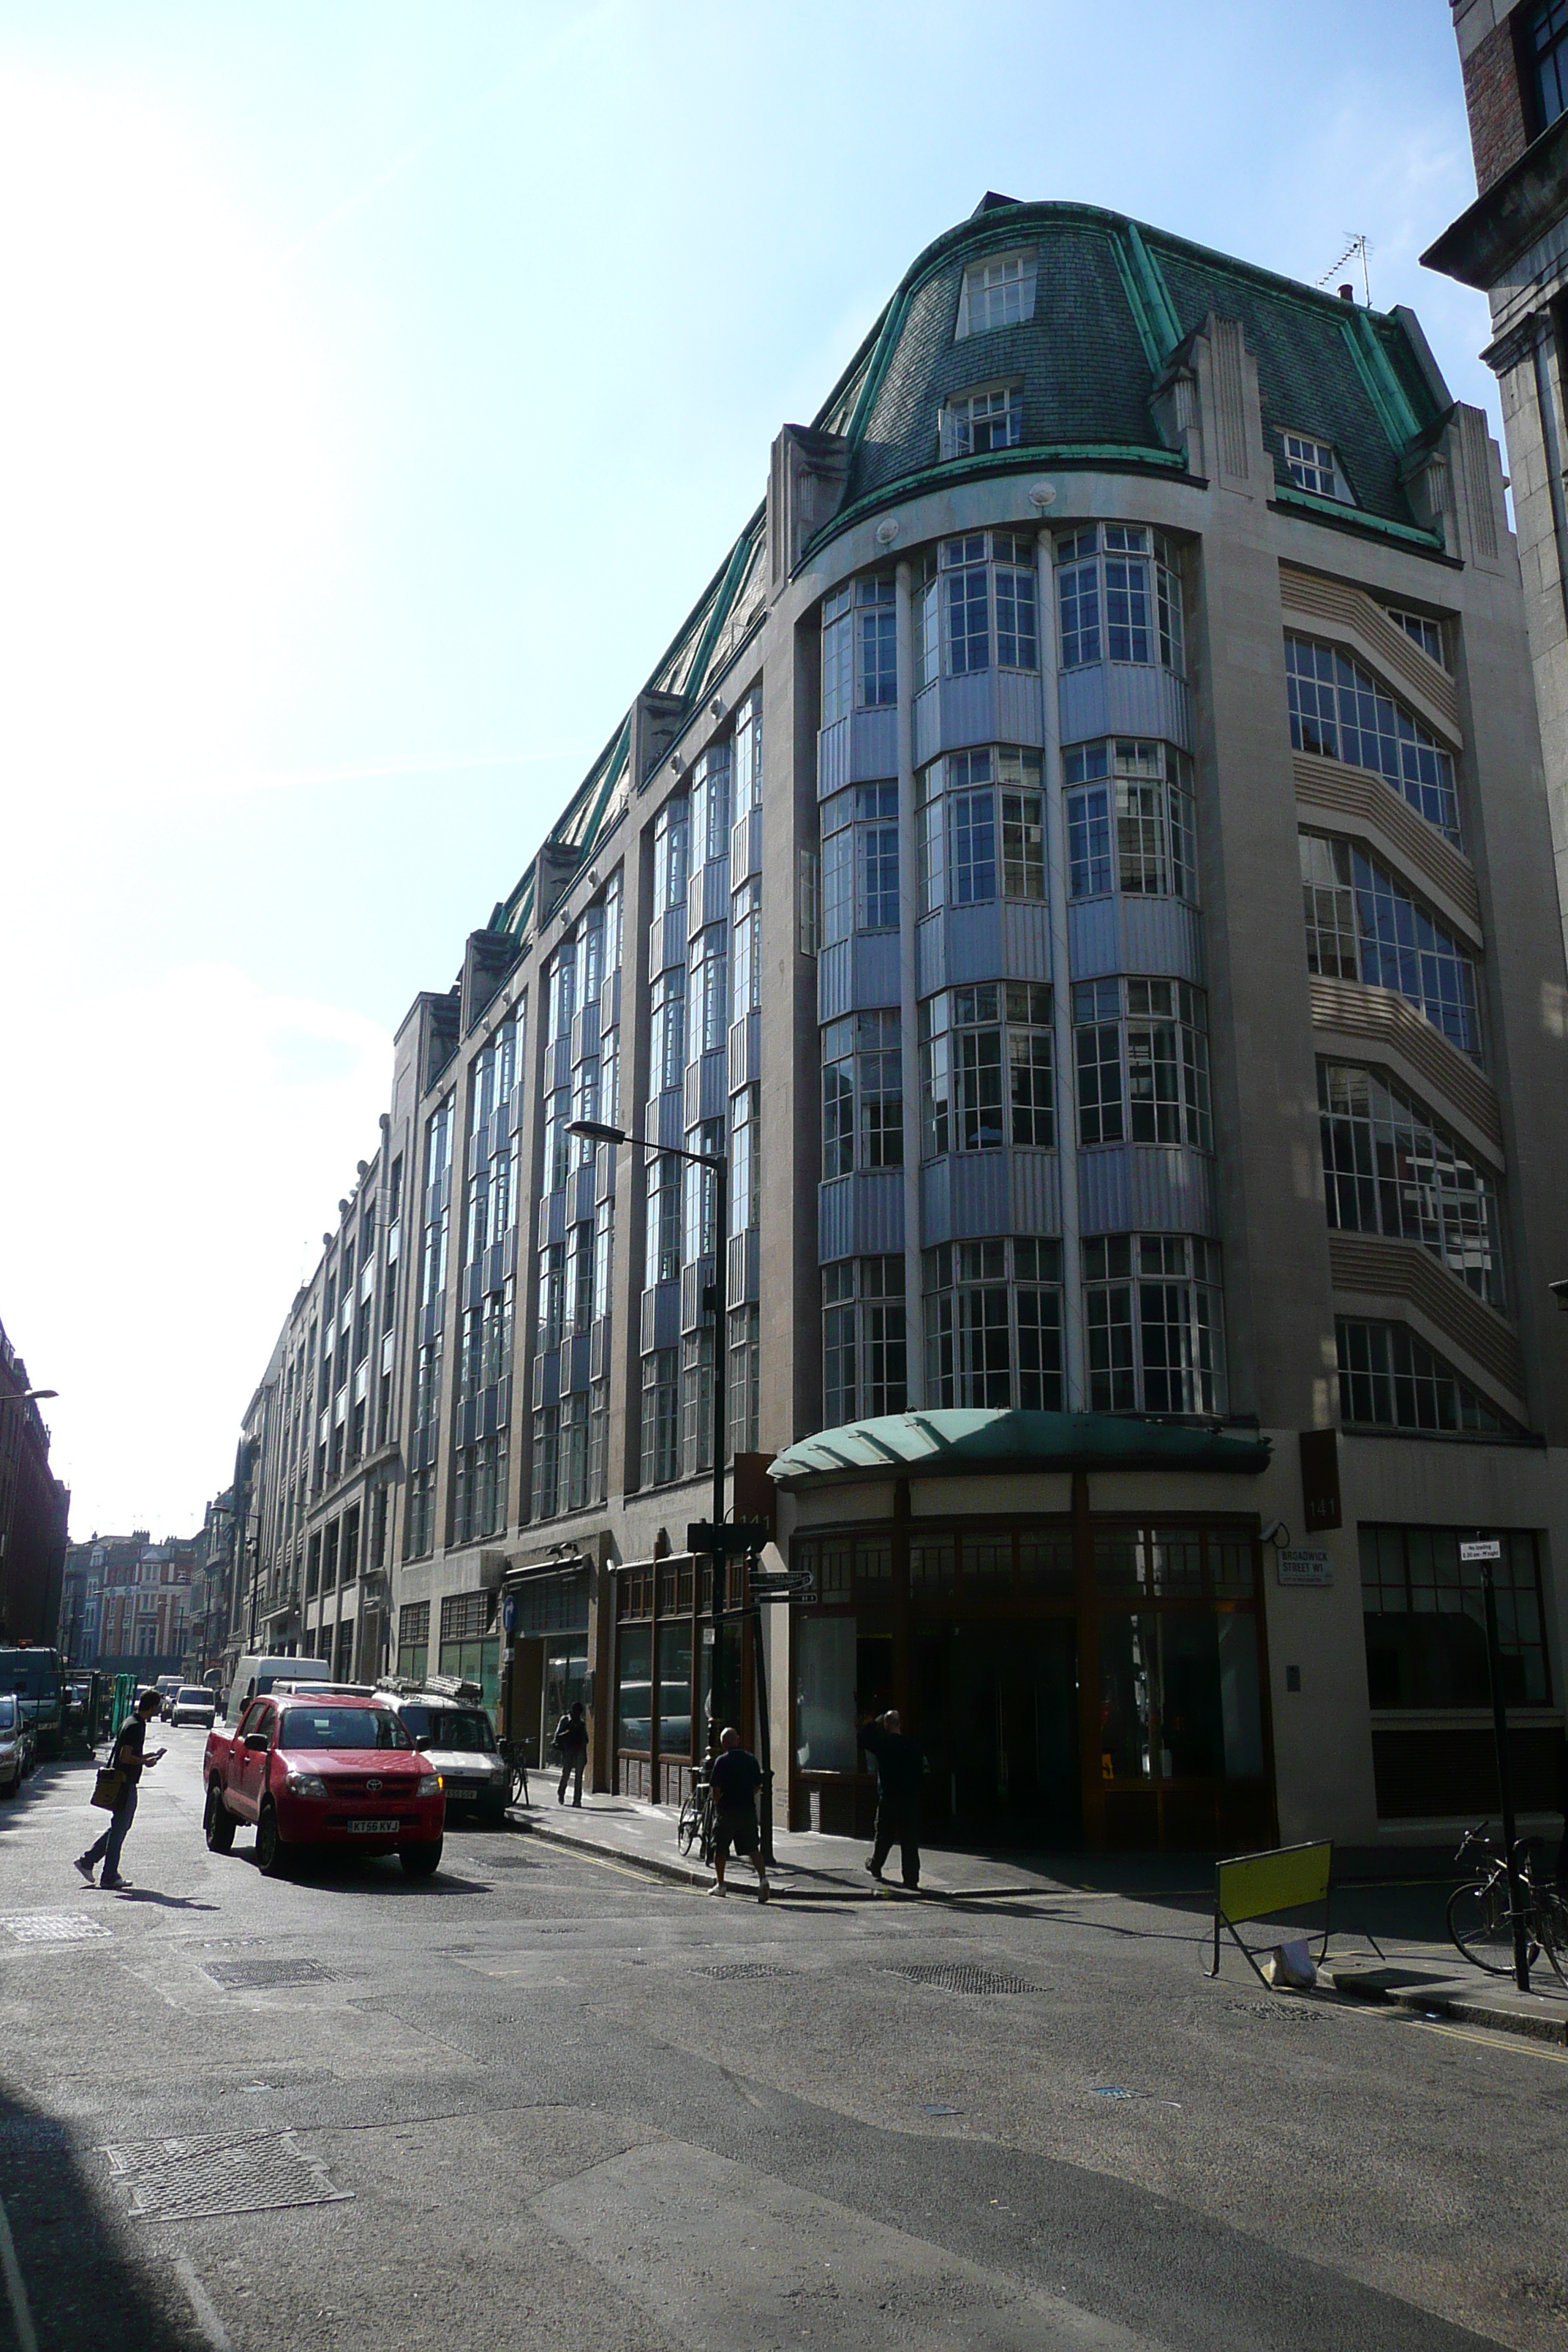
(639, 1349), (679, 1489)
(1529, 0), (1568, 135)
(1386, 607), (1446, 668)
(822, 1011), (902, 1177)
(858, 577), (897, 706)
(920, 982), (1053, 1158)
(728, 1305), (760, 1458)
(1284, 633), (1460, 844)
(536, 1240), (565, 1355)
(1318, 1061), (1504, 1305)
(957, 249), (1036, 336)
(823, 1256), (907, 1428)
(1281, 430), (1348, 501)
(454, 1430), (508, 1547)
(923, 1236), (1063, 1410)
(1336, 1319), (1516, 1437)
(939, 384), (1023, 459)
(644, 1155), (682, 1289)
(731, 876), (761, 1017)
(916, 746), (1043, 912)
(652, 796), (689, 921)
(918, 533), (1039, 685)
(1064, 739), (1196, 903)
(1082, 1234), (1226, 1416)
(649, 967), (686, 1092)
(731, 1084), (760, 1237)
(1072, 979), (1211, 1150)
(679, 1329), (715, 1480)
(687, 927), (728, 1060)
(1361, 1524), (1547, 1707)
(1300, 833), (1480, 1061)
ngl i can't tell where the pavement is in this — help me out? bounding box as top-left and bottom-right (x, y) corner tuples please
(1, 1735), (1566, 2351)
(517, 1784), (1568, 2045)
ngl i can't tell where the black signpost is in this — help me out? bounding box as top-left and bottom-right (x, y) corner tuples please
(1463, 1534), (1530, 1992)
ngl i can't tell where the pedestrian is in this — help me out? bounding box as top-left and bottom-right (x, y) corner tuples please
(554, 1700), (589, 1806)
(859, 1707), (923, 1890)
(75, 1688), (165, 1891)
(707, 1724), (769, 1903)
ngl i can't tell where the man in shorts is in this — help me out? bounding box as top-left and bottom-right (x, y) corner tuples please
(707, 1724), (769, 1903)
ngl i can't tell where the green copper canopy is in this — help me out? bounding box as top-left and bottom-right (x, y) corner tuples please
(768, 1409), (1272, 1489)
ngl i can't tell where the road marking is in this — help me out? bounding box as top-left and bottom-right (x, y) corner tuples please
(0, 2190), (38, 2352)
(1336, 1997), (1568, 2065)
(175, 2253), (235, 2351)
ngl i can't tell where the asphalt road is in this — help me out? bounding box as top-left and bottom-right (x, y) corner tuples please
(1, 1734), (1563, 2351)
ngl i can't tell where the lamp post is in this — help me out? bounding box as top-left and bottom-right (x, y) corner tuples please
(568, 1117), (731, 1737)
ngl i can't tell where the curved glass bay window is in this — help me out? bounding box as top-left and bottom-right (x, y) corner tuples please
(920, 983), (1052, 1156)
(643, 1154), (681, 1289)
(823, 1011), (902, 1175)
(649, 967), (686, 1093)
(917, 748), (1044, 913)
(918, 533), (1039, 686)
(1073, 979), (1210, 1150)
(1066, 740), (1196, 902)
(1318, 1062), (1504, 1306)
(1300, 834), (1481, 1061)
(823, 1256), (907, 1425)
(822, 784), (900, 941)
(822, 578), (897, 723)
(1056, 524), (1184, 674)
(924, 1237), (1062, 1409)
(1285, 634), (1460, 845)
(1084, 1235), (1226, 1415)
(689, 743), (730, 870)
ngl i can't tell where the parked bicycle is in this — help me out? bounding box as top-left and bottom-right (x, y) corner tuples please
(498, 1737), (530, 1811)
(677, 1764), (715, 1867)
(1447, 1821), (1568, 1983)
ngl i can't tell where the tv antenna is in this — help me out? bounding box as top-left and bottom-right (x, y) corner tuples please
(1319, 233), (1371, 306)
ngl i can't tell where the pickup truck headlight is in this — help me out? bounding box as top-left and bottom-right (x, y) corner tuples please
(417, 1773), (440, 1798)
(284, 1771), (327, 1798)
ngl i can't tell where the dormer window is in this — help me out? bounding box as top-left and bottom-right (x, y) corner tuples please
(956, 251), (1037, 337)
(939, 384), (1022, 460)
(1281, 430), (1351, 502)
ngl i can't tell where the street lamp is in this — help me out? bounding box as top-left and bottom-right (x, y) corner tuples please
(0, 1389), (56, 1406)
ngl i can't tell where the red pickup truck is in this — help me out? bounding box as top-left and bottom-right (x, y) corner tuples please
(203, 1692), (445, 1877)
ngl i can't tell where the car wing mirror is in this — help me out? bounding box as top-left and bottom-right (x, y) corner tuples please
(414, 1735), (431, 1750)
(244, 1732), (269, 1752)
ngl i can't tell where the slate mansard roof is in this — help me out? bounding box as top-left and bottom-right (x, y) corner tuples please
(493, 195), (1455, 946)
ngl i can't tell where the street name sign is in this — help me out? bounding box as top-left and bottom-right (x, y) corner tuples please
(1276, 1548), (1333, 1586)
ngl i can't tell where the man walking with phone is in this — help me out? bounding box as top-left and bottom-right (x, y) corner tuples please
(75, 1687), (165, 1891)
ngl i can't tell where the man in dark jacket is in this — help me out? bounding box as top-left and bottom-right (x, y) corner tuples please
(554, 1700), (589, 1806)
(76, 1688), (165, 1890)
(859, 1708), (922, 1889)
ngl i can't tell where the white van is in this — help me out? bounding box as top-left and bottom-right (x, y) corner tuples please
(224, 1653), (333, 1722)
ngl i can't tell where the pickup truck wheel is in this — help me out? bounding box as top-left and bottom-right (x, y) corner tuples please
(400, 1839), (442, 1880)
(203, 1782), (235, 1852)
(255, 1800), (287, 1877)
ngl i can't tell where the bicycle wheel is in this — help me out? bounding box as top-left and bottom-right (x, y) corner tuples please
(699, 1801), (717, 1869)
(1535, 1885), (1568, 1987)
(677, 1794), (700, 1855)
(1448, 1877), (1521, 1974)
(509, 1758), (529, 1809)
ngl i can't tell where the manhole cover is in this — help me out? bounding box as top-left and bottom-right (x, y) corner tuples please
(4, 1914), (110, 1943)
(891, 1964), (1034, 1997)
(698, 1962), (792, 1980)
(103, 2133), (351, 2221)
(202, 1958), (336, 1991)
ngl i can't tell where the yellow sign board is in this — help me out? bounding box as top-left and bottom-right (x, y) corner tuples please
(1217, 1840), (1332, 1929)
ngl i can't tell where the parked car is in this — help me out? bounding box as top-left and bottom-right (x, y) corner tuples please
(222, 1651), (333, 1722)
(0, 1696), (24, 1797)
(386, 1689), (509, 1826)
(168, 1685), (217, 1729)
(155, 1676), (184, 1719)
(203, 1693), (444, 1877)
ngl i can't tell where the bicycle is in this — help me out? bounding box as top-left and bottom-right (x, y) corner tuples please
(677, 1766), (715, 1867)
(498, 1738), (530, 1812)
(1447, 1821), (1568, 1984)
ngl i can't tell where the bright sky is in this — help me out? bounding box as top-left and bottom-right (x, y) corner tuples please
(0, 0), (1498, 1540)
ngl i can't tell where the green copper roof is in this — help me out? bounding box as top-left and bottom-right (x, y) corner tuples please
(769, 1409), (1273, 1488)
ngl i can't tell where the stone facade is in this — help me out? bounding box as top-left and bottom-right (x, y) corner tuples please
(220, 199), (1568, 1850)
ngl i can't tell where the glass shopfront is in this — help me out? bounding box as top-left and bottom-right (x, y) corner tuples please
(613, 1555), (750, 1805)
(791, 1513), (1273, 1852)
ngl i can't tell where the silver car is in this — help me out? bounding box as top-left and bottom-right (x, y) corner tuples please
(0, 1695), (22, 1795)
(169, 1685), (217, 1729)
(390, 1694), (508, 1825)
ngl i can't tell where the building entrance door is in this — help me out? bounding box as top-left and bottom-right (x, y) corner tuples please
(913, 1622), (1079, 1849)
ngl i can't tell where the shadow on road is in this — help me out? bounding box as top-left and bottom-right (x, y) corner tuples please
(0, 2081), (200, 2349)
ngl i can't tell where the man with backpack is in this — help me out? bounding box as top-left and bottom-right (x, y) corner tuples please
(554, 1699), (589, 1806)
